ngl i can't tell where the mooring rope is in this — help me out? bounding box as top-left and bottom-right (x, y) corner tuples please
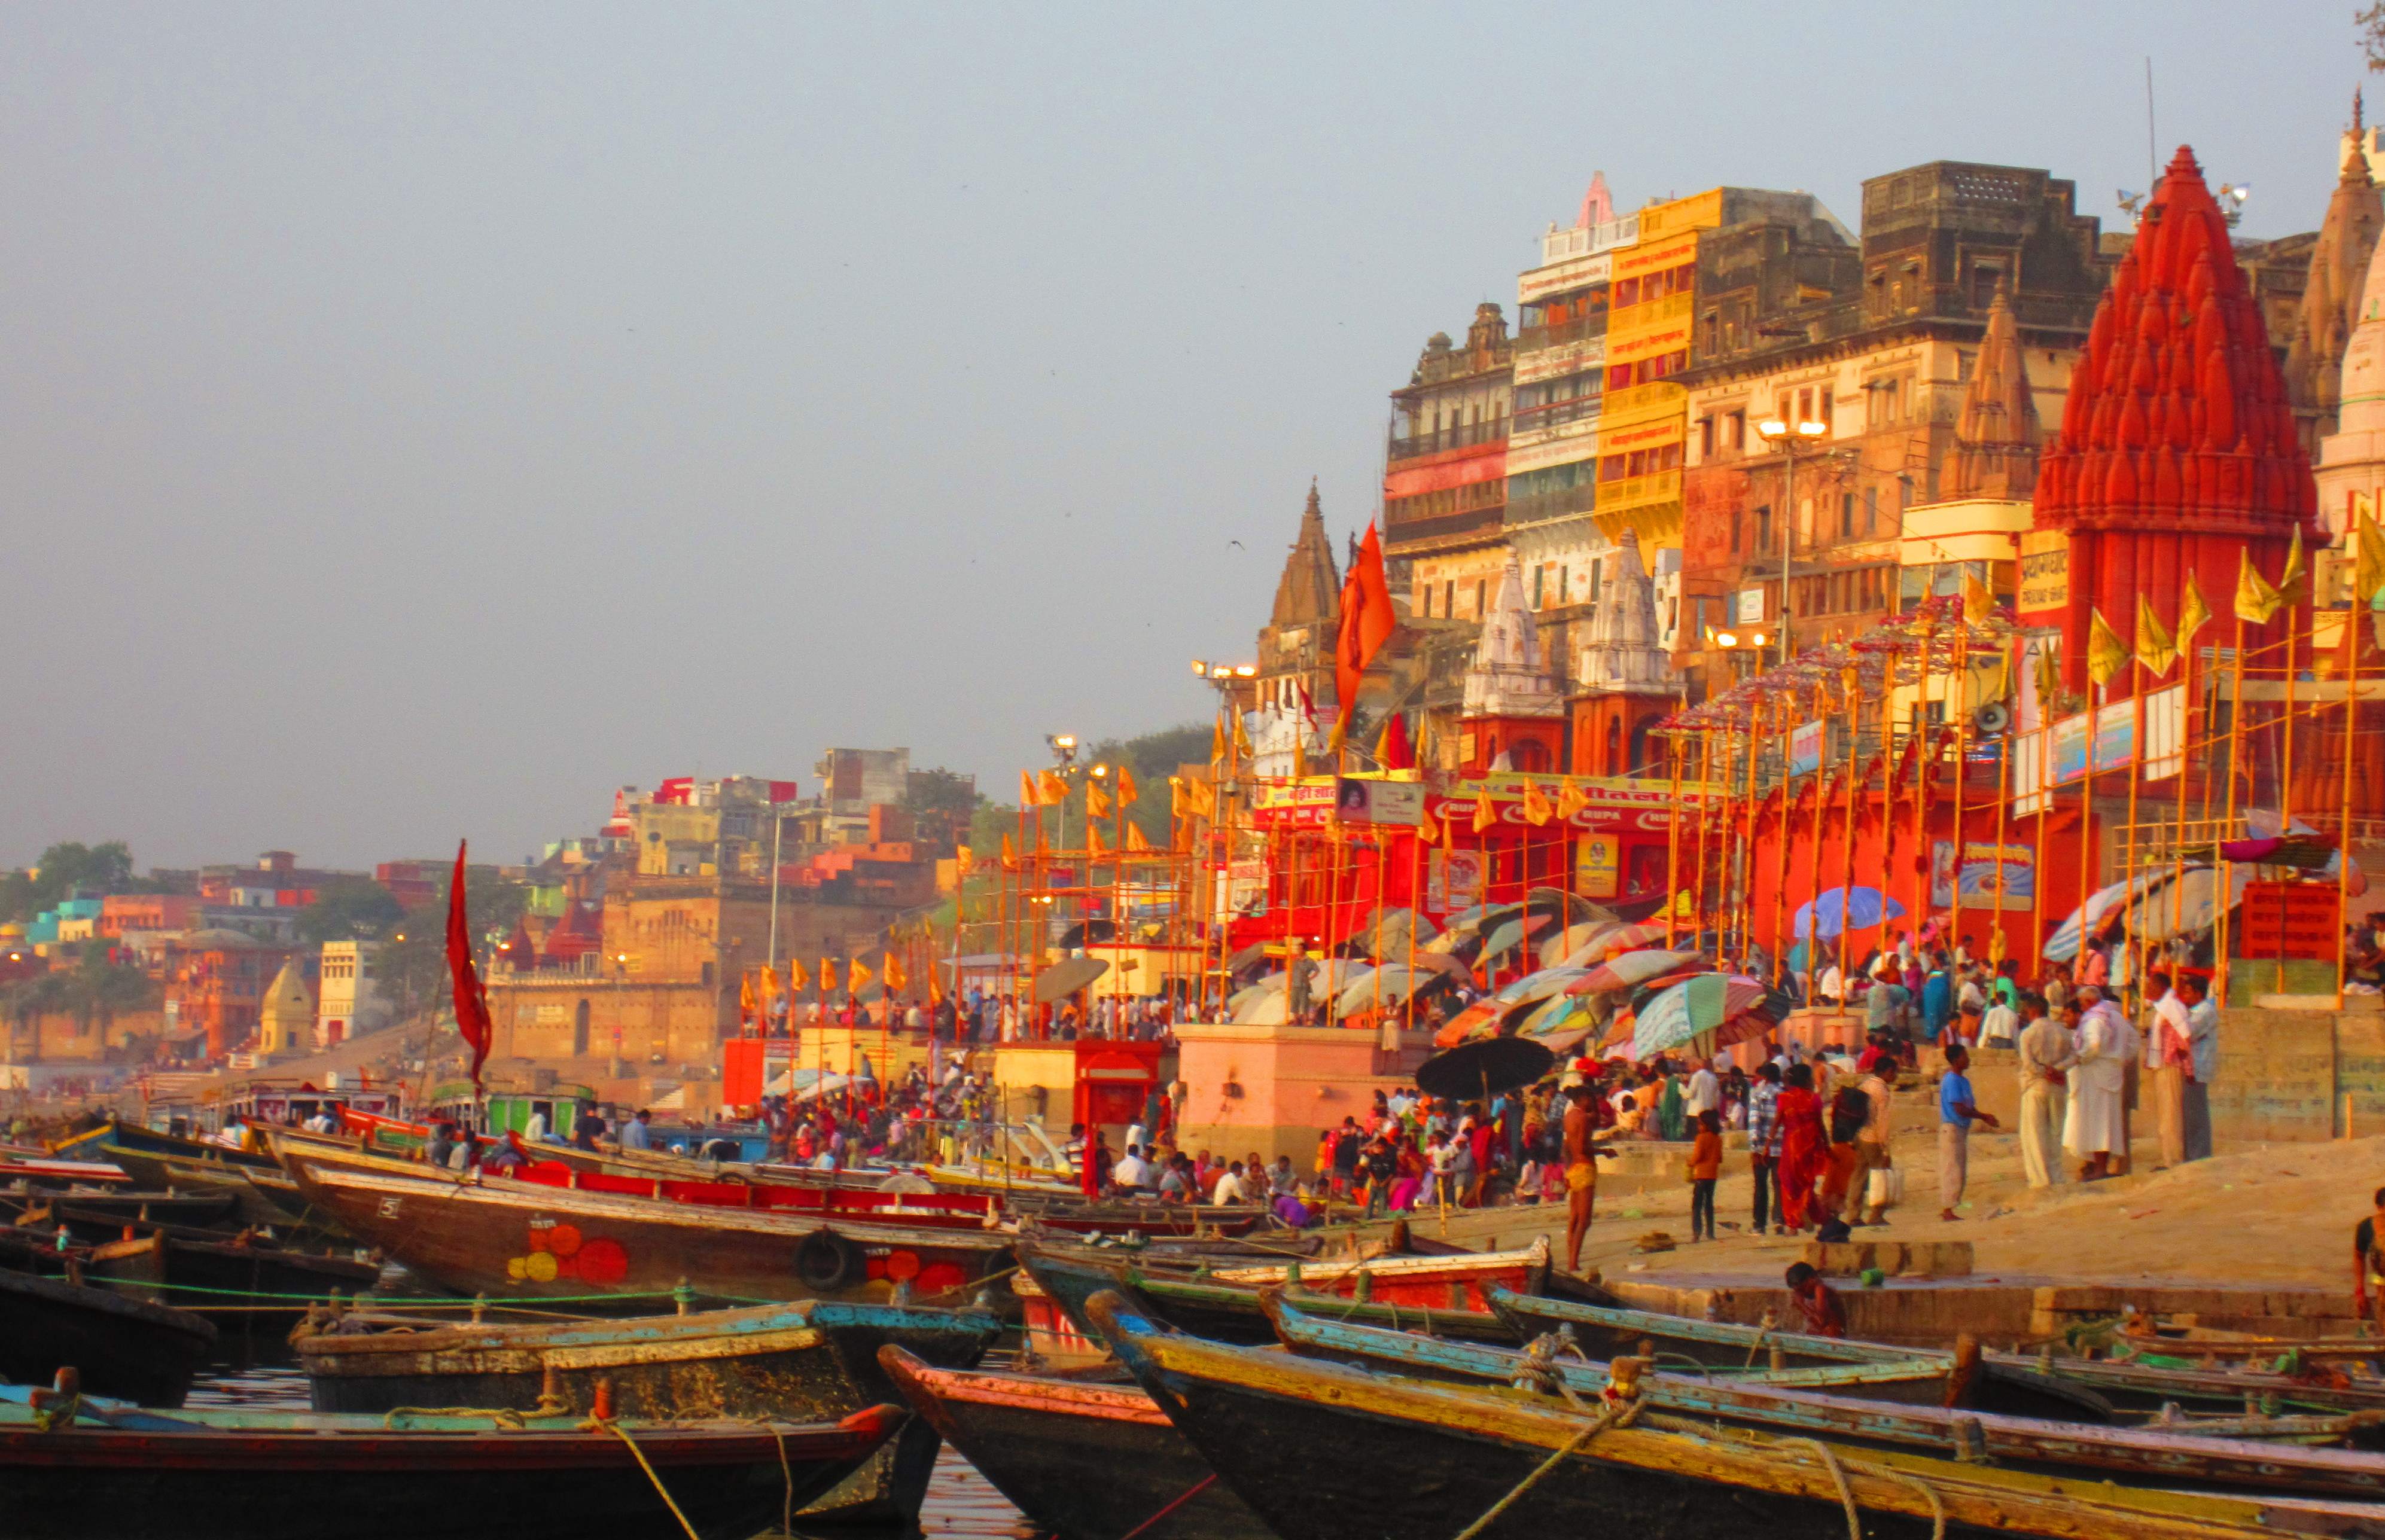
(586, 1418), (702, 1540)
(1449, 1397), (1637, 1540)
(1115, 1472), (1218, 1540)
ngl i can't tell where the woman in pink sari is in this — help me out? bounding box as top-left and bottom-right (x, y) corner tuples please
(1774, 1060), (1829, 1231)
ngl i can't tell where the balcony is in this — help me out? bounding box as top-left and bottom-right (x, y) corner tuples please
(1538, 213), (1641, 267)
(1515, 315), (1607, 353)
(1505, 483), (1598, 526)
(1512, 393), (1601, 434)
(1387, 417), (1508, 462)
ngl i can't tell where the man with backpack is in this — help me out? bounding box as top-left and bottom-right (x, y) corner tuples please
(1838, 1046), (1897, 1227)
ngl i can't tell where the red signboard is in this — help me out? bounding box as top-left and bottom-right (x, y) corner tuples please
(2235, 882), (2340, 961)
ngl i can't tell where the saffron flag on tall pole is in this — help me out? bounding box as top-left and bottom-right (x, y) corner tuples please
(2085, 607), (2130, 687)
(2133, 595), (2178, 678)
(444, 840), (493, 1094)
(2176, 573), (2212, 648)
(1332, 523), (1397, 749)
(2234, 546), (2283, 624)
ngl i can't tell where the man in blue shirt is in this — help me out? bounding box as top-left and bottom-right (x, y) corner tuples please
(1937, 1043), (1999, 1221)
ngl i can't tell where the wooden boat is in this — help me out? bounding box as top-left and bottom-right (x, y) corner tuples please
(0, 1379), (905, 1540)
(52, 1120), (281, 1178)
(74, 1228), (380, 1329)
(1020, 1236), (1573, 1347)
(293, 1298), (999, 1526)
(1265, 1293), (2385, 1495)
(272, 1136), (1015, 1305)
(1490, 1286), (2385, 1420)
(878, 1347), (1268, 1540)
(1086, 1292), (2385, 1540)
(0, 1233), (217, 1408)
(0, 1185), (238, 1231)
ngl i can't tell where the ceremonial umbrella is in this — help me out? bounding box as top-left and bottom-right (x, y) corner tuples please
(1480, 912), (1555, 964)
(1792, 886), (1904, 941)
(1415, 1037), (1554, 1099)
(1334, 964), (1445, 1017)
(1565, 949), (1706, 996)
(1557, 922), (1672, 967)
(1033, 956), (1109, 1004)
(1630, 973), (1787, 1059)
(1431, 967), (1588, 1047)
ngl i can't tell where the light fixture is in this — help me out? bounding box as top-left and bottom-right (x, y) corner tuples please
(1052, 734), (1077, 751)
(1756, 419), (1788, 440)
(1714, 630), (1738, 648)
(1091, 763), (1110, 778)
(1795, 420), (1827, 438)
(1190, 659), (1209, 676)
(1748, 630), (1769, 648)
(1234, 664), (1256, 677)
(1210, 664), (1233, 679)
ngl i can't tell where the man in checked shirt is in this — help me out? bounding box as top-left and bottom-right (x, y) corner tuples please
(1747, 1060), (1784, 1236)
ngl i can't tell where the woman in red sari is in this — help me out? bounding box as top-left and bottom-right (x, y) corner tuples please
(1774, 1060), (1829, 1231)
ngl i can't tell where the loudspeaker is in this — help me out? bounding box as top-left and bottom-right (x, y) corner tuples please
(1972, 702), (2011, 735)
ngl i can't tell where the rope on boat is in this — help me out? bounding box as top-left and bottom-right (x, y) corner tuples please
(587, 1417), (702, 1540)
(747, 1418), (797, 1536)
(1448, 1397), (1637, 1540)
(1787, 1437), (1945, 1540)
(1114, 1473), (1218, 1540)
(382, 1405), (534, 1429)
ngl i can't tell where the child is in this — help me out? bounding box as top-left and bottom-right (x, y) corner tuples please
(1688, 1109), (1722, 1242)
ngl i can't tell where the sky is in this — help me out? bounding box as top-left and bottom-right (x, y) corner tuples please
(0, 2), (2368, 871)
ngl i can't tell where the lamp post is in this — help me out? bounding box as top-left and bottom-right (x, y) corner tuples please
(1755, 416), (1829, 667)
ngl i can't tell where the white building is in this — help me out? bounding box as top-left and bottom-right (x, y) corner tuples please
(316, 940), (385, 1048)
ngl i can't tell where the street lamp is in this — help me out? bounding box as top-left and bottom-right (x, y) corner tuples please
(1755, 416), (1829, 667)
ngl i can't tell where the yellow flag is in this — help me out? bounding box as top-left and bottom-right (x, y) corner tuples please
(849, 957), (874, 992)
(2234, 545), (2283, 624)
(1116, 766), (1138, 804)
(1417, 801), (1440, 844)
(1961, 571), (1995, 627)
(2133, 595), (2177, 678)
(2277, 525), (2308, 606)
(1020, 770), (1040, 808)
(1125, 823), (1153, 853)
(883, 952), (907, 994)
(760, 963), (780, 1010)
(819, 958), (837, 993)
(2357, 508), (2385, 608)
(740, 968), (757, 1018)
(2176, 573), (2212, 647)
(1000, 831), (1016, 864)
(1232, 712), (1252, 758)
(955, 844), (974, 878)
(1555, 777), (1589, 821)
(1085, 781), (1111, 821)
(1088, 825), (1110, 857)
(1443, 803), (1459, 850)
(1038, 770), (1070, 807)
(1211, 716), (1228, 761)
(1520, 779), (1554, 827)
(2032, 636), (2061, 711)
(1190, 777), (1217, 820)
(2085, 607), (2130, 686)
(1471, 792), (1497, 834)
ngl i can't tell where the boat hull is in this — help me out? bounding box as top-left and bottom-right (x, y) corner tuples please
(82, 1233), (381, 1330)
(879, 1349), (1267, 1540)
(275, 1142), (1014, 1307)
(0, 1407), (900, 1540)
(295, 1301), (998, 1526)
(0, 1266), (217, 1409)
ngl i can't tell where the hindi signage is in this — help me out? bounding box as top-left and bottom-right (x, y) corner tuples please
(2017, 530), (2069, 618)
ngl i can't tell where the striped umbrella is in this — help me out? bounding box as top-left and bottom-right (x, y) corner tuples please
(1630, 973), (1787, 1059)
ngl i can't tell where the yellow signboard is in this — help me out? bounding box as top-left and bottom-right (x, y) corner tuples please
(2017, 530), (2068, 618)
(1576, 832), (1621, 898)
(1611, 228), (1700, 280)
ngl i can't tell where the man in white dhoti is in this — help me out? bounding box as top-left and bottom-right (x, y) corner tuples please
(2064, 986), (2131, 1179)
(2018, 998), (2075, 1188)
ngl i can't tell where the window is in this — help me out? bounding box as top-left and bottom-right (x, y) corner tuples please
(1864, 485), (1878, 531)
(1755, 504), (1773, 554)
(1730, 508), (1742, 553)
(1444, 580), (1455, 617)
(1815, 387), (1833, 430)
(1531, 565), (1545, 609)
(1725, 410), (1744, 450)
(1558, 567), (1569, 605)
(1840, 492), (1854, 538)
(1418, 585), (1432, 618)
(1699, 415), (1715, 458)
(1475, 579), (1487, 616)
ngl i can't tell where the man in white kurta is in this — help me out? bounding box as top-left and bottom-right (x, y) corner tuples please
(2018, 1004), (2076, 1188)
(2064, 986), (2131, 1178)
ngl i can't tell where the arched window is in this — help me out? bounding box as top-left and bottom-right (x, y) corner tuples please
(1510, 739), (1552, 773)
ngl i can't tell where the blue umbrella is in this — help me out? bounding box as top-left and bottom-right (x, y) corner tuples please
(1792, 886), (1905, 941)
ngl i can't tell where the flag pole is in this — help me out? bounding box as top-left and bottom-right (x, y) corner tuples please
(1692, 725), (1714, 952)
(1837, 668), (1861, 998)
(2124, 669), (2146, 1014)
(1739, 706), (1762, 966)
(2341, 599), (2361, 1010)
(2078, 680), (2102, 985)
(1771, 696), (1793, 983)
(1912, 617), (1935, 950)
(1948, 614), (1972, 955)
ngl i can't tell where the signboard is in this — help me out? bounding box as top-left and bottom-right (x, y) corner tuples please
(1226, 859), (1266, 914)
(2017, 530), (2069, 618)
(1518, 250), (1612, 304)
(1787, 721), (1823, 777)
(1930, 840), (2035, 911)
(1334, 777), (1423, 826)
(1575, 833), (1620, 899)
(2048, 700), (2135, 784)
(2237, 882), (2340, 961)
(1734, 587), (1767, 624)
(2142, 683), (2186, 783)
(2011, 729), (2049, 817)
(1427, 849), (1484, 913)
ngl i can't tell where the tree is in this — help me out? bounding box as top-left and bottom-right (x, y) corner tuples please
(2365, 4), (2385, 71)
(62, 939), (156, 1044)
(0, 841), (147, 926)
(1085, 723), (1213, 849)
(297, 877), (406, 943)
(372, 868), (531, 1024)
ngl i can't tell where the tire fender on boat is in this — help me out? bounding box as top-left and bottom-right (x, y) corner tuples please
(797, 1228), (863, 1293)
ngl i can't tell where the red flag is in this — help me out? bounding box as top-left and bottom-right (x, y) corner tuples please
(445, 840), (494, 1093)
(1333, 523), (1396, 742)
(1381, 711), (1415, 771)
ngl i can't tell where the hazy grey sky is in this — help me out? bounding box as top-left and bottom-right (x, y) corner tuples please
(1, 2), (2363, 870)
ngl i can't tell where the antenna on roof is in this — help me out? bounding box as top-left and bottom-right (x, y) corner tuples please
(2145, 57), (2156, 190)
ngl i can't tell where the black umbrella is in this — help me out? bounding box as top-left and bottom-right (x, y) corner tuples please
(1415, 1037), (1555, 1099)
(1034, 956), (1110, 1004)
(1059, 917), (1119, 949)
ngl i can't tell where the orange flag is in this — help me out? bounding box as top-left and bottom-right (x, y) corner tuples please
(787, 958), (809, 993)
(1471, 792), (1497, 834)
(1088, 825), (1111, 857)
(884, 952), (907, 993)
(1125, 823), (1153, 853)
(1086, 781), (1112, 820)
(1000, 831), (1017, 864)
(1117, 766), (1139, 804)
(849, 957), (875, 993)
(819, 958), (837, 993)
(1038, 770), (1070, 806)
(1019, 770), (1039, 808)
(1333, 522), (1397, 743)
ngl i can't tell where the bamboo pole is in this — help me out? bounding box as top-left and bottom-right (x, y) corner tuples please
(1664, 731), (1683, 950)
(2077, 681), (2103, 985)
(1739, 708), (1762, 966)
(2124, 672), (2145, 1013)
(1948, 617), (1971, 955)
(1992, 726), (2012, 971)
(2218, 617), (2246, 1008)
(2280, 611), (2299, 994)
(1771, 695), (1794, 983)
(1836, 667), (1861, 997)
(1911, 618), (1935, 950)
(2340, 609), (2360, 1010)
(1691, 725), (1714, 952)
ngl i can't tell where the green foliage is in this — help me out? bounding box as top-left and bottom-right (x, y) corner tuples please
(0, 841), (147, 926)
(903, 767), (981, 821)
(371, 868), (532, 1023)
(297, 876), (407, 944)
(1086, 722), (1211, 847)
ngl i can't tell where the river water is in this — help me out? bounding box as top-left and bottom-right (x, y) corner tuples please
(191, 1340), (1038, 1540)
